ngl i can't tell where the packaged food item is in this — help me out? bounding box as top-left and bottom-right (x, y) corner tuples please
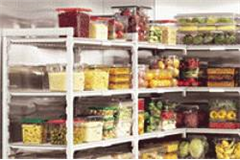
(112, 6), (151, 41)
(157, 20), (177, 45)
(56, 8), (91, 37)
(47, 64), (84, 92)
(89, 106), (117, 118)
(103, 117), (115, 129)
(108, 17), (127, 40)
(116, 120), (132, 137)
(109, 82), (130, 90)
(9, 66), (48, 90)
(160, 103), (177, 130)
(179, 58), (200, 87)
(162, 141), (179, 153)
(89, 16), (109, 40)
(103, 128), (116, 140)
(215, 138), (240, 159)
(138, 65), (148, 88)
(80, 116), (103, 142)
(110, 66), (131, 75)
(84, 66), (109, 90)
(140, 148), (162, 159)
(183, 105), (199, 128)
(21, 118), (47, 144)
(117, 101), (133, 121)
(209, 99), (239, 129)
(138, 99), (145, 135)
(48, 119), (83, 145)
(109, 75), (131, 83)
(148, 21), (162, 43)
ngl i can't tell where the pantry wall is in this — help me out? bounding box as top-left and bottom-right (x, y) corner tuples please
(1, 0), (240, 159)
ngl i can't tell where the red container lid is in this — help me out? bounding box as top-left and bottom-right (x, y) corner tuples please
(47, 119), (84, 124)
(138, 99), (145, 111)
(91, 16), (110, 21)
(153, 20), (177, 24)
(56, 8), (92, 13)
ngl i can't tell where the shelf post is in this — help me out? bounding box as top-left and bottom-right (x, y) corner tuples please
(131, 42), (139, 159)
(66, 35), (74, 159)
(2, 36), (11, 159)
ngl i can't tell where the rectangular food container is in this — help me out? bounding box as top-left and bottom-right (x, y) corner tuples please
(56, 8), (92, 37)
(108, 16), (128, 40)
(88, 106), (118, 118)
(89, 16), (109, 40)
(112, 6), (152, 41)
(21, 118), (47, 144)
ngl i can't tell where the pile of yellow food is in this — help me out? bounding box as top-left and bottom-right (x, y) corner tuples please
(215, 140), (240, 159)
(210, 109), (237, 121)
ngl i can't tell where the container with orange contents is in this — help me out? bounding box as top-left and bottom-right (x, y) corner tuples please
(109, 66), (131, 90)
(47, 64), (84, 92)
(84, 65), (109, 91)
(21, 118), (47, 145)
(56, 8), (92, 38)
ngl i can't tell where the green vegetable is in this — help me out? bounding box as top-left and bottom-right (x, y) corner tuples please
(206, 17), (218, 25)
(193, 34), (204, 45)
(192, 17), (206, 24)
(203, 34), (214, 44)
(214, 34), (225, 44)
(189, 138), (204, 159)
(179, 141), (190, 158)
(183, 35), (194, 44)
(225, 33), (236, 44)
(156, 101), (163, 110)
(217, 17), (233, 24)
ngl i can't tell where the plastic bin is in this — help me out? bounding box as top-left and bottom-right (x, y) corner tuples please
(89, 16), (109, 40)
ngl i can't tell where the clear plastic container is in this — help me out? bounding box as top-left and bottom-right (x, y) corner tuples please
(9, 66), (47, 90)
(56, 8), (92, 37)
(80, 116), (103, 142)
(21, 118), (47, 144)
(109, 82), (130, 90)
(138, 99), (145, 135)
(103, 117), (115, 130)
(157, 20), (177, 45)
(116, 120), (132, 137)
(84, 66), (109, 91)
(138, 65), (148, 88)
(148, 21), (162, 43)
(110, 66), (131, 75)
(183, 105), (199, 128)
(47, 119), (84, 145)
(108, 17), (127, 40)
(103, 128), (116, 140)
(47, 64), (84, 92)
(112, 6), (152, 41)
(89, 16), (109, 40)
(89, 106), (118, 118)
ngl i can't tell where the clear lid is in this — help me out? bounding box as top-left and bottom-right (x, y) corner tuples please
(111, 5), (151, 10)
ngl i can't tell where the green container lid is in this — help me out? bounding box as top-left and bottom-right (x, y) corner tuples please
(21, 118), (45, 124)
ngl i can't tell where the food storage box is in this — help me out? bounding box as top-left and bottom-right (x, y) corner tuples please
(112, 6), (151, 41)
(47, 119), (84, 145)
(109, 82), (130, 90)
(80, 116), (103, 142)
(109, 75), (131, 83)
(108, 17), (127, 40)
(89, 16), (109, 40)
(9, 66), (48, 90)
(117, 101), (133, 121)
(21, 118), (47, 144)
(183, 105), (199, 128)
(47, 64), (84, 92)
(89, 106), (118, 118)
(138, 99), (145, 135)
(157, 20), (177, 45)
(148, 21), (162, 43)
(116, 120), (132, 137)
(84, 66), (109, 91)
(110, 66), (131, 75)
(103, 117), (115, 130)
(103, 128), (116, 140)
(138, 65), (148, 88)
(56, 8), (91, 37)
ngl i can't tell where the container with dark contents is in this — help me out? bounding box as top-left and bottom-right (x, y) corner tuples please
(183, 105), (199, 128)
(112, 6), (151, 41)
(56, 8), (92, 37)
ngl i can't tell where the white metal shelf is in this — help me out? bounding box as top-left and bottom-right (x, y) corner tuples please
(186, 128), (240, 135)
(9, 143), (66, 151)
(138, 87), (185, 94)
(138, 42), (186, 50)
(186, 87), (240, 93)
(10, 90), (66, 97)
(138, 129), (186, 141)
(74, 136), (134, 151)
(187, 45), (240, 51)
(74, 89), (134, 97)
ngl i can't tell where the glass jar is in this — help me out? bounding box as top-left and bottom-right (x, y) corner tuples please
(21, 118), (47, 144)
(112, 6), (152, 41)
(138, 99), (145, 135)
(56, 8), (91, 38)
(89, 16), (109, 40)
(47, 64), (84, 92)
